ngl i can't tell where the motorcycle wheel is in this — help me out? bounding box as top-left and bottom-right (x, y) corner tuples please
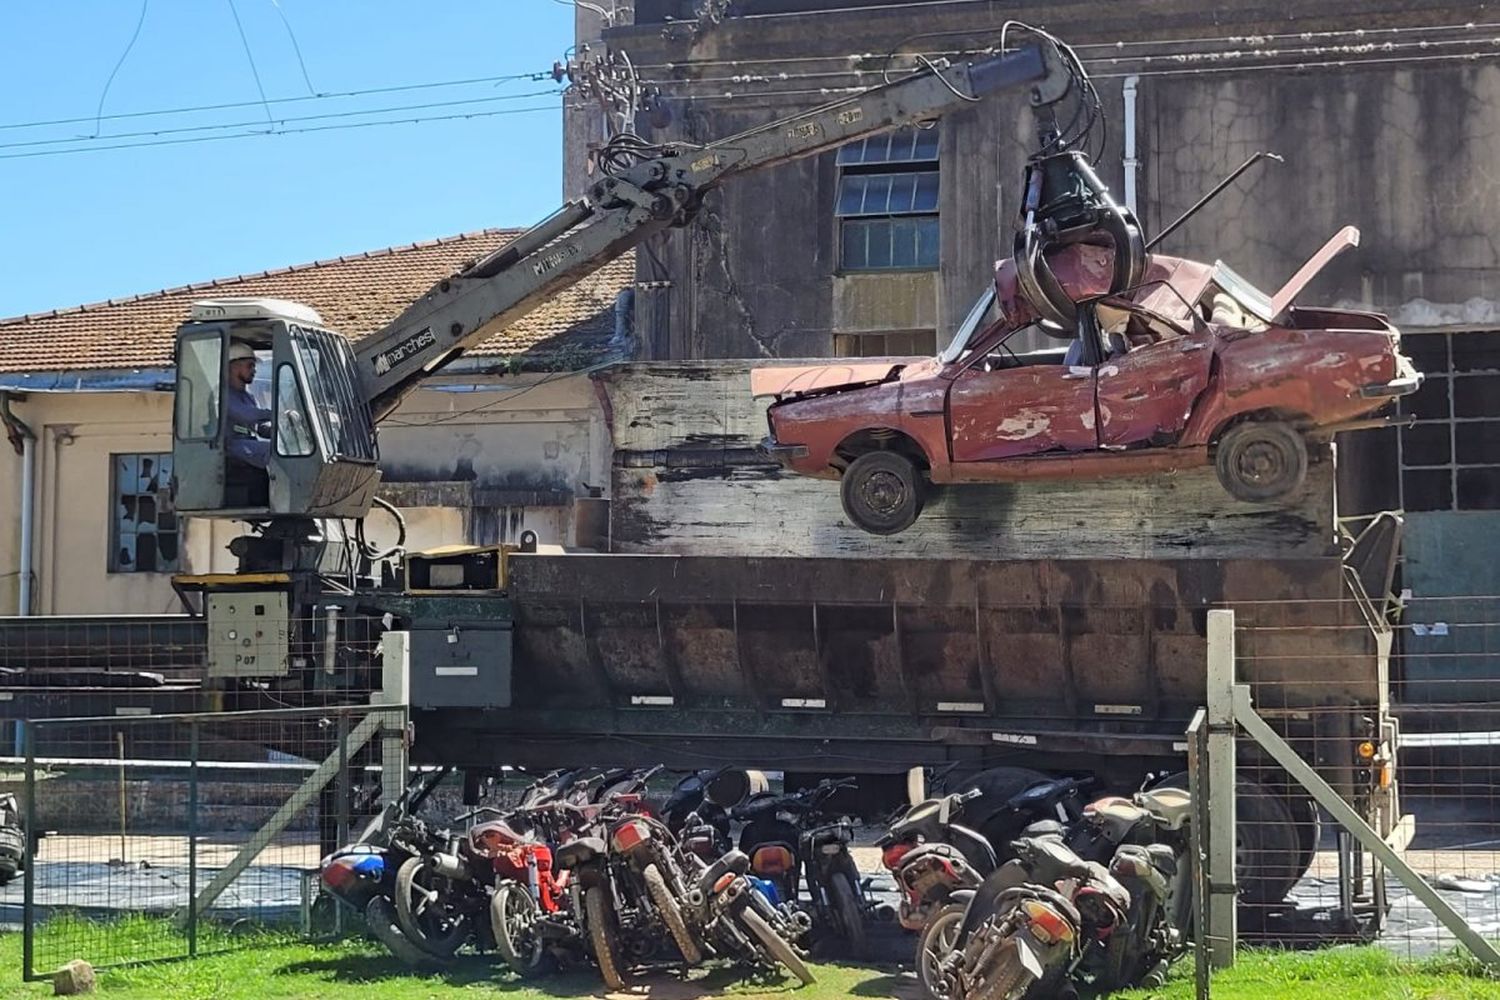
(827, 868), (867, 959)
(584, 884), (627, 991)
(365, 896), (444, 969)
(643, 862), (703, 965)
(916, 902), (965, 1000)
(491, 881), (556, 978)
(971, 935), (1035, 1000)
(394, 856), (469, 957)
(739, 906), (815, 985)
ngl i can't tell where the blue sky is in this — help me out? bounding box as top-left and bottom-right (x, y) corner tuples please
(0, 1), (575, 317)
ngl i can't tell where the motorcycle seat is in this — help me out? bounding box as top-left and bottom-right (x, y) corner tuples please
(1135, 788), (1192, 831)
(1084, 796), (1150, 842)
(555, 837), (606, 869)
(1017, 836), (1094, 883)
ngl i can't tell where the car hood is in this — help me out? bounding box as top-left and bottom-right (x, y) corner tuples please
(750, 360), (918, 400)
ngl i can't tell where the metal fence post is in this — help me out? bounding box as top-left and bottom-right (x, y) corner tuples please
(336, 710), (350, 862)
(187, 720), (199, 958)
(1185, 708), (1210, 1000)
(22, 719), (36, 981)
(1206, 607), (1238, 969)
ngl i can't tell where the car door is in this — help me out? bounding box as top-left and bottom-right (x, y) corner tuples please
(1095, 322), (1213, 449)
(947, 361), (1098, 463)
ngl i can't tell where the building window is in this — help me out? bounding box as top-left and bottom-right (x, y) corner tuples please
(111, 452), (180, 573)
(834, 330), (938, 358)
(1397, 331), (1500, 511)
(836, 127), (939, 271)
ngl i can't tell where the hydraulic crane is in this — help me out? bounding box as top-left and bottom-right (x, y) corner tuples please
(165, 28), (1143, 678)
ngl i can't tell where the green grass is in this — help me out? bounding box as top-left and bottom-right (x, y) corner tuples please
(2, 917), (1498, 999)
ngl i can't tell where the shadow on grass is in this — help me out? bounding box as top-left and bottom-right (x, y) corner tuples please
(847, 971), (921, 999)
(273, 950), (812, 998)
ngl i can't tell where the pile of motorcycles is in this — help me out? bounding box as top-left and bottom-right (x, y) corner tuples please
(319, 765), (1194, 999)
(882, 772), (1194, 1000)
(319, 765), (872, 989)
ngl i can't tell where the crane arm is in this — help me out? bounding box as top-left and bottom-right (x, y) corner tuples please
(356, 43), (1069, 421)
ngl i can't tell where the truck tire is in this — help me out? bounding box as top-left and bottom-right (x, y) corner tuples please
(739, 906), (815, 985)
(585, 884), (627, 991)
(644, 862), (702, 965)
(841, 451), (924, 535)
(1215, 420), (1308, 502)
(1152, 772), (1303, 904)
(958, 767), (1052, 851)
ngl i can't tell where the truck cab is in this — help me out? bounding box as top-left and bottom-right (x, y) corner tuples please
(171, 299), (381, 521)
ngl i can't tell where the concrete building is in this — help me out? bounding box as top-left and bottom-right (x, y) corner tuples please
(579, 0), (1500, 703)
(0, 232), (633, 615)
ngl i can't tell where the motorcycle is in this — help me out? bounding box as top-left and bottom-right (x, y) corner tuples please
(939, 835), (1129, 1000)
(553, 772), (695, 990)
(879, 787), (998, 1000)
(489, 802), (592, 978)
(394, 770), (585, 958)
(683, 843), (816, 985)
(736, 776), (868, 957)
(319, 767), (452, 967)
(0, 791), (25, 886)
(1067, 785), (1194, 991)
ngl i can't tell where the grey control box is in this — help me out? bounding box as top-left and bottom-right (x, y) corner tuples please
(206, 590), (290, 678)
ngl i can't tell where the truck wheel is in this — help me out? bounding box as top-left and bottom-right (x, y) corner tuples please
(1151, 772), (1303, 904)
(841, 451), (924, 535)
(1215, 420), (1307, 502)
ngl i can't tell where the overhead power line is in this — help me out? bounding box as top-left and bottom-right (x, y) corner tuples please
(0, 103), (560, 161)
(92, 0), (152, 136)
(0, 71), (558, 133)
(0, 89), (565, 153)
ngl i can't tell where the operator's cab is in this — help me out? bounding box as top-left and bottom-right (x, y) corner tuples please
(171, 299), (381, 520)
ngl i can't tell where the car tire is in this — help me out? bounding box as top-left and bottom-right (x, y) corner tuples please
(841, 450), (924, 535)
(1215, 420), (1308, 502)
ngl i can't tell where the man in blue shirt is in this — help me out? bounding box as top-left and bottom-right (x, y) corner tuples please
(225, 342), (271, 469)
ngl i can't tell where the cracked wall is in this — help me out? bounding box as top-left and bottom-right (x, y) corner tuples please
(1145, 62), (1500, 327)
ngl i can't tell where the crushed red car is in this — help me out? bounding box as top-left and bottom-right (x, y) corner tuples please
(754, 226), (1421, 535)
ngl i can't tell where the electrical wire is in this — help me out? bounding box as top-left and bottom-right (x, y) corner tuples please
(225, 0), (276, 124)
(0, 102), (560, 160)
(1, 71), (558, 132)
(269, 0), (318, 97)
(92, 0), (152, 137)
(0, 89), (565, 153)
(381, 355), (626, 428)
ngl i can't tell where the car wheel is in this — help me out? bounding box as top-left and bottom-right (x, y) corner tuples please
(841, 450), (924, 535)
(1215, 420), (1308, 502)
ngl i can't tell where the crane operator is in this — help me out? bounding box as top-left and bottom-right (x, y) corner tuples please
(225, 341), (271, 469)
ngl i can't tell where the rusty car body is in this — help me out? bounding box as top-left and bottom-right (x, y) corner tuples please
(754, 227), (1421, 534)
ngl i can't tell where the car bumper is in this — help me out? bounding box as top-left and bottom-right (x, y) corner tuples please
(758, 436), (809, 468)
(1360, 360), (1423, 399)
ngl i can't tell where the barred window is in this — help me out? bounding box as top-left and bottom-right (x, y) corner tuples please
(1397, 331), (1500, 511)
(836, 127), (939, 271)
(111, 452), (180, 573)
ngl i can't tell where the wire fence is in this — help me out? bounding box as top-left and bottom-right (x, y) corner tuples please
(1218, 595), (1500, 966)
(11, 704), (405, 980)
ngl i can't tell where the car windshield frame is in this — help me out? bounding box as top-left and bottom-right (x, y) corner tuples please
(939, 284), (998, 364)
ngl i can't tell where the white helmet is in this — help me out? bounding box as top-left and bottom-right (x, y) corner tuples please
(228, 342), (257, 363)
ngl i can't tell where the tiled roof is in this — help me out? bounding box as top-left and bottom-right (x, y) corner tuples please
(0, 229), (635, 374)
